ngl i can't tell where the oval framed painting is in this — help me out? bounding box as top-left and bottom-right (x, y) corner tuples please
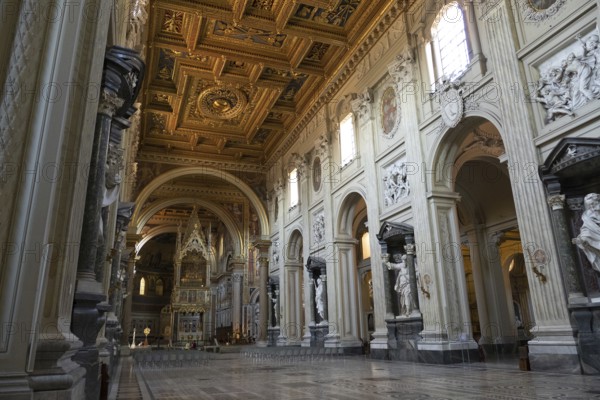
(380, 86), (400, 138)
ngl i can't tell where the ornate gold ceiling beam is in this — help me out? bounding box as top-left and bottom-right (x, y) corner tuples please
(232, 0), (251, 25)
(189, 45), (324, 76)
(289, 37), (313, 69)
(246, 89), (282, 143)
(282, 24), (347, 47)
(249, 63), (264, 83)
(299, 0), (340, 9)
(275, 0), (296, 33)
(140, 140), (264, 158)
(212, 55), (227, 79)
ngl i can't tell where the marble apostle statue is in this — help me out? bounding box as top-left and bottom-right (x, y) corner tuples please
(384, 253), (412, 317)
(315, 277), (325, 321)
(573, 193), (600, 273)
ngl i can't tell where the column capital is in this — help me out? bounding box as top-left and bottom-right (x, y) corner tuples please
(349, 88), (373, 120)
(98, 88), (124, 117)
(547, 194), (566, 210)
(125, 233), (143, 248)
(387, 50), (415, 89)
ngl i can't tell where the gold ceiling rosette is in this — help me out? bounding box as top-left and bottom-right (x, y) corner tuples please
(197, 85), (248, 119)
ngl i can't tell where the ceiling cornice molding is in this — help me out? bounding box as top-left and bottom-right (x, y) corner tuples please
(266, 1), (405, 166)
(137, 151), (267, 173)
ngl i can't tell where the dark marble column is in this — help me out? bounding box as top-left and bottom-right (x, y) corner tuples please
(267, 283), (274, 327)
(71, 47), (144, 400)
(380, 252), (396, 318)
(274, 284), (281, 328)
(545, 185), (584, 299)
(307, 270), (316, 324)
(405, 236), (420, 315)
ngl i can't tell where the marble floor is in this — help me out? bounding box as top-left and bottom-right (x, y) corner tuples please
(130, 352), (600, 400)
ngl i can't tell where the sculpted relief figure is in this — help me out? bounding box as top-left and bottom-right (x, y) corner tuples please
(535, 32), (600, 121)
(383, 161), (410, 206)
(573, 193), (600, 273)
(384, 253), (412, 317)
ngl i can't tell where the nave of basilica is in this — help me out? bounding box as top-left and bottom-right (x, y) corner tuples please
(2, 0), (600, 399)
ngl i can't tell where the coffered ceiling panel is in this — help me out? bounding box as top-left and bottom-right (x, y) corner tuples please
(139, 0), (398, 170)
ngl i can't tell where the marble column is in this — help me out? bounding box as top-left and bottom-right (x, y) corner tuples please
(71, 85), (122, 400)
(120, 234), (140, 347)
(256, 245), (271, 346)
(307, 270), (316, 325)
(274, 286), (281, 328)
(546, 191), (585, 301)
(482, 0), (576, 372)
(404, 237), (421, 317)
(232, 272), (243, 338)
(381, 252), (396, 317)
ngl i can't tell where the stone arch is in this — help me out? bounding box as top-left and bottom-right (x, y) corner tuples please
(336, 188), (368, 238)
(428, 109), (505, 191)
(286, 228), (304, 262)
(136, 225), (178, 253)
(132, 166), (269, 237)
(135, 197), (243, 255)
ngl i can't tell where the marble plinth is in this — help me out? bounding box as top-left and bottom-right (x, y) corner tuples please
(385, 317), (423, 362)
(309, 325), (329, 347)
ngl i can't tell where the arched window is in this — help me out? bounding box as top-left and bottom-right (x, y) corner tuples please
(289, 168), (299, 207)
(339, 113), (356, 167)
(361, 231), (371, 260)
(139, 277), (146, 295)
(430, 2), (470, 83)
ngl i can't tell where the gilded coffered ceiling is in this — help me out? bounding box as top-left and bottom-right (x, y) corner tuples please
(138, 0), (400, 172)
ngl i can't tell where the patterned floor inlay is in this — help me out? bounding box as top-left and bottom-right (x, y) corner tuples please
(135, 353), (600, 400)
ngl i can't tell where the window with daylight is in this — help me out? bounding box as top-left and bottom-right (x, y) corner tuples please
(361, 231), (371, 260)
(289, 168), (299, 208)
(430, 2), (470, 83)
(139, 277), (146, 295)
(339, 113), (356, 167)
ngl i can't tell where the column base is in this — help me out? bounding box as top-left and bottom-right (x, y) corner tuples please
(301, 331), (312, 347)
(527, 330), (580, 374)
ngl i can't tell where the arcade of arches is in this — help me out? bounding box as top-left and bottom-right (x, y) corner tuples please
(2, 0), (600, 399)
